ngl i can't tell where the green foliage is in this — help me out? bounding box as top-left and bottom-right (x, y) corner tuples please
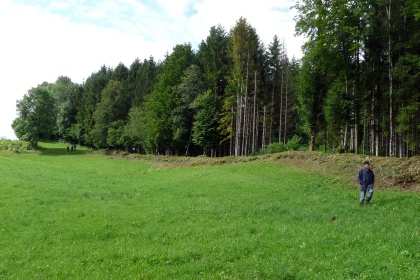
(12, 17), (303, 156)
(12, 85), (56, 148)
(124, 106), (153, 153)
(142, 44), (195, 153)
(68, 124), (83, 144)
(266, 35), (289, 142)
(296, 55), (327, 150)
(262, 135), (303, 154)
(226, 17), (263, 156)
(111, 62), (129, 81)
(228, 17), (260, 90)
(286, 135), (302, 151)
(0, 139), (31, 153)
(262, 136), (302, 154)
(106, 120), (126, 149)
(264, 142), (286, 153)
(218, 95), (235, 144)
(394, 51), (420, 152)
(128, 57), (159, 108)
(294, 0), (420, 156)
(197, 25), (230, 96)
(324, 75), (353, 148)
(12, 8), (420, 157)
(91, 80), (125, 148)
(76, 66), (113, 146)
(267, 35), (281, 78)
(406, 0), (420, 20)
(50, 76), (82, 143)
(172, 65), (204, 151)
(190, 91), (221, 154)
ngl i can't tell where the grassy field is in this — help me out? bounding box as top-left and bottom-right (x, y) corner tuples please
(1, 142), (419, 279)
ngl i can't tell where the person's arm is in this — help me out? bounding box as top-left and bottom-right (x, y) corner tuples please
(357, 169), (363, 185)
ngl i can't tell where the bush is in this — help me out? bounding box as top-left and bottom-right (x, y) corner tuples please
(264, 142), (286, 154)
(285, 135), (302, 151)
(0, 139), (30, 153)
(261, 135), (305, 155)
(316, 145), (333, 153)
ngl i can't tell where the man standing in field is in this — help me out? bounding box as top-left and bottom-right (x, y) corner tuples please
(357, 161), (375, 206)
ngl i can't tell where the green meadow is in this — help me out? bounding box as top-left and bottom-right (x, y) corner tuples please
(1, 143), (419, 279)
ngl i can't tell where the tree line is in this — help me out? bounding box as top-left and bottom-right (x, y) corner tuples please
(294, 0), (420, 157)
(13, 17), (298, 156)
(13, 5), (420, 157)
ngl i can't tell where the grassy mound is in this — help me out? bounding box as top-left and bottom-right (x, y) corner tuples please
(115, 150), (420, 192)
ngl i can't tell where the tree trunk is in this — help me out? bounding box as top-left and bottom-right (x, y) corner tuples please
(269, 84), (274, 145)
(283, 67), (289, 145)
(242, 50), (250, 156)
(355, 43), (360, 154)
(252, 70), (257, 153)
(343, 122), (348, 153)
(230, 104), (234, 156)
(262, 106), (267, 150)
(388, 0), (395, 157)
(324, 126), (327, 153)
(235, 82), (242, 156)
(310, 129), (316, 151)
(278, 57), (284, 143)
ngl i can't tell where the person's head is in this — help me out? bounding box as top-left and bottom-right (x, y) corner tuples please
(363, 160), (371, 169)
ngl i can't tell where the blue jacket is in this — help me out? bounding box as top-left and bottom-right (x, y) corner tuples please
(357, 167), (375, 187)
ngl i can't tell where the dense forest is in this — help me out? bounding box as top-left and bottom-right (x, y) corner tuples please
(295, 0), (420, 157)
(12, 18), (298, 157)
(12, 0), (420, 157)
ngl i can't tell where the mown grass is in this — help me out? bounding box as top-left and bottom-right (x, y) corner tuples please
(0, 143), (419, 279)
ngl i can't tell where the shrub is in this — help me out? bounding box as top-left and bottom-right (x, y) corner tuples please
(261, 135), (305, 154)
(265, 142), (286, 154)
(316, 145), (333, 153)
(0, 139), (30, 153)
(285, 135), (302, 151)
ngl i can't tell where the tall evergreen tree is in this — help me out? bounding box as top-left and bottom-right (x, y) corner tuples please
(142, 43), (195, 154)
(128, 57), (159, 108)
(266, 35), (282, 145)
(225, 17), (261, 156)
(76, 66), (113, 146)
(197, 25), (230, 96)
(172, 65), (204, 155)
(91, 80), (125, 148)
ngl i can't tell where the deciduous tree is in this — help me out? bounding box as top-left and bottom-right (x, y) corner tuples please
(12, 85), (56, 148)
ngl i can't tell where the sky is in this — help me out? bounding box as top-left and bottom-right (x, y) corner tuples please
(0, 0), (303, 140)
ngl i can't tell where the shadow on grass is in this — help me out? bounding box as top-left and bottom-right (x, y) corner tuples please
(35, 141), (94, 156)
(37, 147), (92, 156)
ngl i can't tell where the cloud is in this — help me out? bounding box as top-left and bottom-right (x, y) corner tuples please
(0, 0), (303, 140)
(0, 0), (172, 139)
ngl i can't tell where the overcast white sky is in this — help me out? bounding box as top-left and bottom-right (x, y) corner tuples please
(0, 0), (303, 140)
